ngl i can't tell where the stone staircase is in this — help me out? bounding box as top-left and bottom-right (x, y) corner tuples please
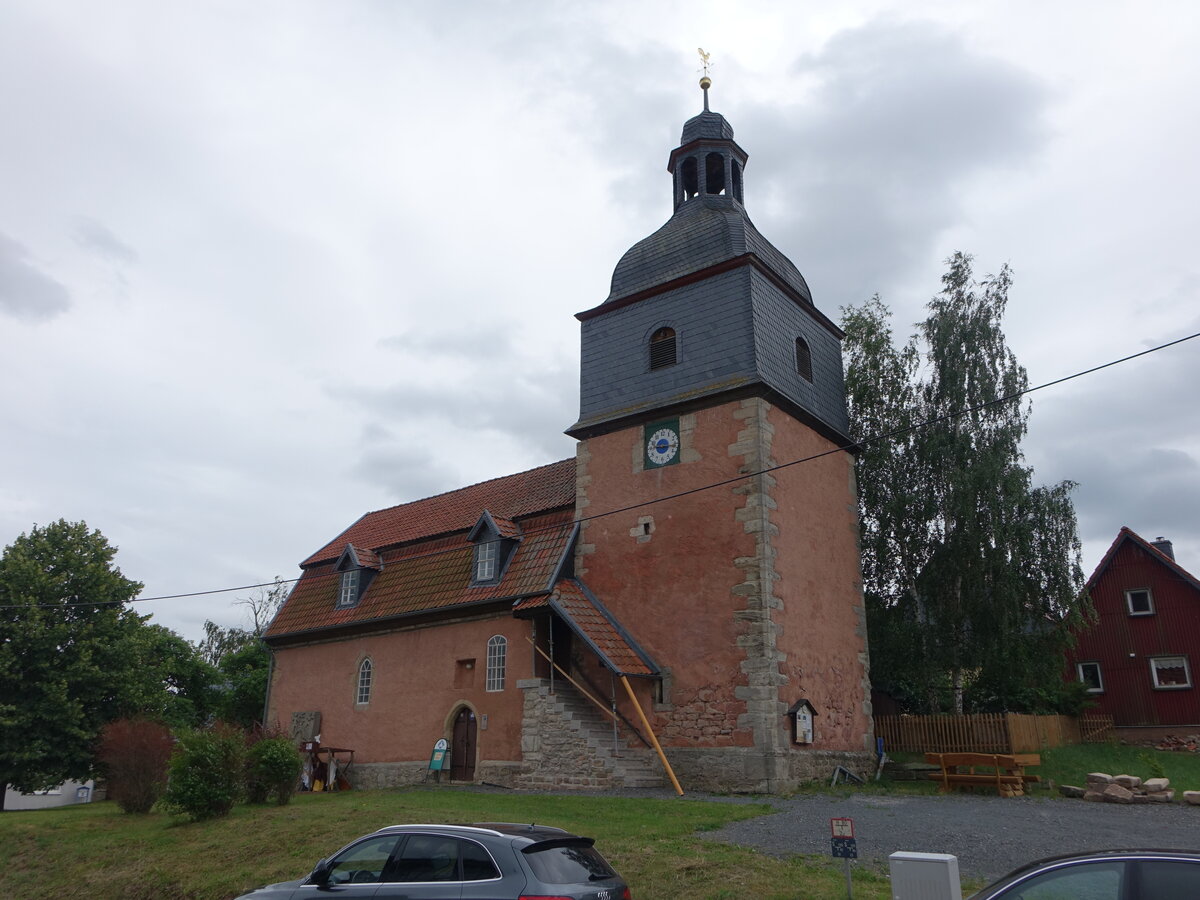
(520, 678), (666, 789)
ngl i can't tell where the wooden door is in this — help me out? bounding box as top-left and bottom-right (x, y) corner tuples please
(450, 708), (476, 781)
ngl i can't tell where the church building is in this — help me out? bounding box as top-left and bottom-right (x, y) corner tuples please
(264, 80), (873, 793)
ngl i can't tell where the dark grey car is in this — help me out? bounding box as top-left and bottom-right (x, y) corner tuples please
(968, 849), (1200, 899)
(234, 822), (632, 900)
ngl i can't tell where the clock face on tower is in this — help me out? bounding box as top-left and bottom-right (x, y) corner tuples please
(643, 418), (681, 468)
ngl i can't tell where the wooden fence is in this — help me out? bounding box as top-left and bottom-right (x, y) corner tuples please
(875, 712), (1115, 754)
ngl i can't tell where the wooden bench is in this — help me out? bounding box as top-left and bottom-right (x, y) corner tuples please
(924, 752), (1041, 797)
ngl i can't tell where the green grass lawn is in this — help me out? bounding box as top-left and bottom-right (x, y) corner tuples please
(1036, 742), (1200, 791)
(0, 788), (895, 900)
(884, 741), (1200, 797)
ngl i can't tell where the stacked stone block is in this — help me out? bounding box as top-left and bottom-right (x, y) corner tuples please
(1064, 772), (1175, 803)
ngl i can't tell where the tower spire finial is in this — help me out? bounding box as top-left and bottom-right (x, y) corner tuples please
(697, 47), (712, 112)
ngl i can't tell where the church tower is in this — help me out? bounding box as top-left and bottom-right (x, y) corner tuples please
(568, 78), (873, 791)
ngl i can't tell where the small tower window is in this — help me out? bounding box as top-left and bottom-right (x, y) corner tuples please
(649, 327), (677, 370)
(732, 161), (743, 202)
(357, 658), (373, 705)
(705, 152), (726, 195)
(486, 635), (507, 692)
(338, 569), (361, 608)
(795, 337), (813, 382)
(681, 157), (699, 200)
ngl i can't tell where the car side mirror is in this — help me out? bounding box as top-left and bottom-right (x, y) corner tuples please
(309, 858), (332, 886)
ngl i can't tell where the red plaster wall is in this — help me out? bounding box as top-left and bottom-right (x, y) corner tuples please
(579, 403), (755, 747)
(578, 399), (869, 753)
(766, 406), (871, 751)
(267, 614), (532, 765)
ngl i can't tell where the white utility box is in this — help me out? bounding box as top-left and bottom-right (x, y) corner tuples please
(889, 852), (963, 900)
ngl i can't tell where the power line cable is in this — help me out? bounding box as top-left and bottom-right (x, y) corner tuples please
(3, 330), (1196, 611)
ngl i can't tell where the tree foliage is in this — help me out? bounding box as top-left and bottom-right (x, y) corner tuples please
(194, 579), (287, 729)
(162, 724), (246, 821)
(96, 717), (174, 814)
(843, 254), (1087, 714)
(0, 520), (145, 807)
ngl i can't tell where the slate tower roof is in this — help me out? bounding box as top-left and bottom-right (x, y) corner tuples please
(568, 84), (851, 444)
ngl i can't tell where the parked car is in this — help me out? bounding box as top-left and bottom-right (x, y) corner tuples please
(969, 849), (1200, 899)
(235, 822), (632, 900)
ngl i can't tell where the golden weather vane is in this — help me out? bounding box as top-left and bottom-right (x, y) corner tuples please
(697, 47), (712, 108)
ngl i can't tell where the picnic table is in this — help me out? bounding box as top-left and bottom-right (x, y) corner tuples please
(924, 752), (1041, 797)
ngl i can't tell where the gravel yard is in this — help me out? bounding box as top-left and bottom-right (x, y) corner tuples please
(704, 791), (1200, 882)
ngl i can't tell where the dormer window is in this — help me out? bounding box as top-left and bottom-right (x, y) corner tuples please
(649, 327), (677, 370)
(468, 511), (521, 587)
(476, 541), (498, 581)
(332, 543), (381, 609)
(338, 569), (360, 608)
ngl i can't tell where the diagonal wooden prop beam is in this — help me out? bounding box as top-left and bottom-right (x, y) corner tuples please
(620, 674), (684, 796)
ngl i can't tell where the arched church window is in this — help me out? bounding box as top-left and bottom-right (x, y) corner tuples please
(795, 337), (813, 382)
(649, 327), (677, 370)
(486, 636), (507, 692)
(357, 658), (373, 705)
(705, 152), (726, 195)
(681, 157), (699, 200)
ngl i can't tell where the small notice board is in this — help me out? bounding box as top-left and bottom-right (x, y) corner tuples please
(428, 738), (449, 771)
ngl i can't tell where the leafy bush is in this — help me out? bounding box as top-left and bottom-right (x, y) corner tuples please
(245, 734), (302, 805)
(96, 717), (174, 814)
(162, 723), (245, 820)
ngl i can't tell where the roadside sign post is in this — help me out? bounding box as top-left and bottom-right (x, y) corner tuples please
(830, 818), (857, 900)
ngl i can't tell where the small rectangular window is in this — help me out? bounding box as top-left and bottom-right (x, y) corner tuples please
(1151, 656), (1191, 689)
(338, 569), (360, 607)
(476, 542), (497, 581)
(1077, 662), (1104, 693)
(1126, 588), (1154, 616)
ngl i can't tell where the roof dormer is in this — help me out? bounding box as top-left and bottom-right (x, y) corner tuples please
(334, 543), (381, 608)
(467, 510), (521, 587)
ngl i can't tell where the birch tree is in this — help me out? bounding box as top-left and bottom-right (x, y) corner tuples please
(844, 253), (1086, 714)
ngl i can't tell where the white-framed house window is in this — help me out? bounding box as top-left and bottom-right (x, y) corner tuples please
(476, 542), (498, 582)
(1126, 588), (1154, 616)
(486, 635), (507, 692)
(357, 658), (373, 704)
(1150, 656), (1191, 690)
(1076, 661), (1104, 693)
(338, 569), (361, 608)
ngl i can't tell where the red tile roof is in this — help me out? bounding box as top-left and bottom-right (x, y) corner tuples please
(302, 458), (576, 566)
(1087, 526), (1200, 593)
(539, 579), (659, 677)
(268, 510), (576, 640)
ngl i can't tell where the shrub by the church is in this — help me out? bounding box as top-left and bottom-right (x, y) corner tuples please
(162, 723), (245, 820)
(97, 717), (174, 814)
(245, 734), (302, 805)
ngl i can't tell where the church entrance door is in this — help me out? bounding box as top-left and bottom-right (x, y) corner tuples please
(450, 707), (476, 781)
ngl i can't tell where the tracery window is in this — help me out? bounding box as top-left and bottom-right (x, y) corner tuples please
(486, 635), (507, 692)
(357, 658), (373, 705)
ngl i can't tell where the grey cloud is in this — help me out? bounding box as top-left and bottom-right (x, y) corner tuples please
(379, 325), (514, 360)
(0, 232), (71, 320)
(349, 436), (459, 504)
(736, 18), (1050, 310)
(72, 216), (138, 264)
(335, 361), (578, 465)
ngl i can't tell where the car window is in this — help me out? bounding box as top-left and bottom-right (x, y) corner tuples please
(1002, 861), (1124, 900)
(389, 834), (461, 883)
(328, 835), (403, 885)
(461, 839), (501, 881)
(523, 841), (616, 884)
(1138, 859), (1200, 898)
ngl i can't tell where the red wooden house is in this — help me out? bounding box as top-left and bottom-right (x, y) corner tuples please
(1068, 528), (1200, 727)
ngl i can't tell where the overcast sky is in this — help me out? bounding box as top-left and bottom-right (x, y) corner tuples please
(2, 1), (1197, 641)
